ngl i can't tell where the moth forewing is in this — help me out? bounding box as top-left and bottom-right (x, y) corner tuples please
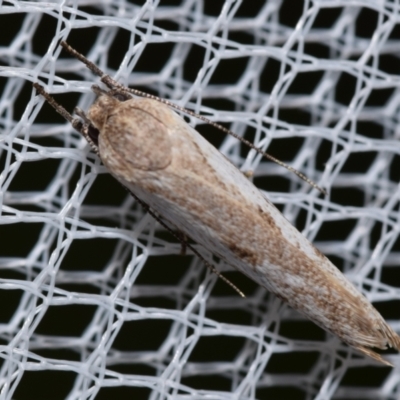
(33, 42), (400, 366)
(87, 92), (400, 366)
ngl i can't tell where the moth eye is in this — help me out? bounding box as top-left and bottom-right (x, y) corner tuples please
(113, 93), (129, 102)
(87, 124), (100, 146)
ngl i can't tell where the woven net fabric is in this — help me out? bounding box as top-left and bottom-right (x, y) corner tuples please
(1, 1), (400, 399)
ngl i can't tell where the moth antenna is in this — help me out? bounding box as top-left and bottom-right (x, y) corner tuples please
(60, 40), (326, 195)
(33, 83), (74, 125)
(33, 82), (245, 298)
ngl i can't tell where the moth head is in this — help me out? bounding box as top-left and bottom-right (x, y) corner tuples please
(87, 94), (120, 131)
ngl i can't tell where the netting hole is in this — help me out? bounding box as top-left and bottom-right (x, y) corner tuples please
(340, 151), (377, 174)
(256, 385), (306, 400)
(287, 205), (307, 234)
(187, 335), (246, 363)
(278, 107), (311, 127)
(34, 304), (97, 337)
(259, 58), (281, 94)
(32, 14), (57, 56)
(279, 0), (304, 28)
(381, 264), (400, 288)
(76, 4), (107, 18)
(108, 362), (155, 377)
(112, 319), (173, 352)
(313, 218), (357, 243)
(389, 154), (400, 182)
(254, 174), (290, 200)
(238, 124), (262, 161)
(199, 97), (236, 114)
(0, 222), (45, 258)
(83, 172), (128, 207)
(60, 238), (128, 273)
(196, 121), (228, 152)
(330, 186), (364, 208)
(0, 289), (23, 323)
(267, 136), (306, 164)
(96, 386), (151, 400)
(61, 27), (101, 63)
(183, 44), (206, 84)
(279, 319), (326, 342)
(203, 1), (232, 17)
(205, 305), (253, 326)
(82, 174), (131, 228)
(303, 42), (331, 59)
(389, 22), (400, 39)
(33, 90), (82, 125)
(235, 0), (266, 18)
(370, 220), (385, 250)
(357, 120), (384, 140)
(366, 88), (395, 107)
(315, 138), (334, 173)
(13, 370), (77, 400)
(341, 365), (391, 389)
(227, 30), (257, 46)
(181, 374), (232, 393)
(0, 12), (24, 47)
(356, 8), (379, 39)
(335, 72), (357, 107)
(133, 41), (175, 75)
(29, 135), (67, 155)
(6, 80), (32, 122)
(8, 158), (62, 197)
(107, 29), (131, 72)
(182, 337), (246, 391)
(287, 71), (325, 96)
(266, 351), (320, 374)
(155, 15), (180, 33)
(312, 7), (343, 29)
(135, 254), (192, 286)
(373, 300), (400, 322)
(326, 255), (345, 273)
(209, 57), (250, 86)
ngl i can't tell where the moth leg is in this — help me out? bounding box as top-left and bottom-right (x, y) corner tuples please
(176, 231), (188, 256)
(242, 170), (254, 179)
(127, 189), (245, 297)
(74, 107), (90, 124)
(33, 83), (100, 154)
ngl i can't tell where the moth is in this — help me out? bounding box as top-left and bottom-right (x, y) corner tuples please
(33, 41), (400, 366)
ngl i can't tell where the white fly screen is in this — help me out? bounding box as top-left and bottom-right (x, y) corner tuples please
(1, 1), (400, 399)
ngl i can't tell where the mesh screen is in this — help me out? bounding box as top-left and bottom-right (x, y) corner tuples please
(1, 1), (400, 399)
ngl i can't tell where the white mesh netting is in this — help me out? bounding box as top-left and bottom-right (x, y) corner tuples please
(1, 1), (400, 399)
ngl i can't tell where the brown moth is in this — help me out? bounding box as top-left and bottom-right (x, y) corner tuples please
(33, 41), (400, 366)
